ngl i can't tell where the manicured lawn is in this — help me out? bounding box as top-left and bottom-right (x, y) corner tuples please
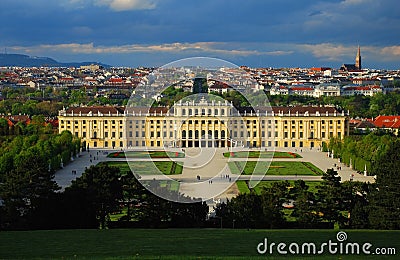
(223, 151), (302, 158)
(236, 180), (322, 195)
(102, 161), (183, 175)
(228, 161), (322, 176)
(107, 151), (185, 158)
(159, 180), (180, 192)
(0, 229), (398, 259)
(236, 180), (251, 194)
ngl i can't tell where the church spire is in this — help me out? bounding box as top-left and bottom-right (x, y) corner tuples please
(355, 45), (361, 70)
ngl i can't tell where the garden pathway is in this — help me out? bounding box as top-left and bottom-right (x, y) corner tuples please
(54, 147), (375, 198)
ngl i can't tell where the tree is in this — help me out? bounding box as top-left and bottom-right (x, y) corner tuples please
(231, 193), (265, 228)
(0, 118), (9, 136)
(0, 147), (59, 229)
(65, 164), (123, 229)
(315, 169), (348, 227)
(260, 181), (289, 228)
(11, 102), (23, 115)
(289, 180), (319, 227)
(368, 140), (400, 229)
(344, 181), (371, 229)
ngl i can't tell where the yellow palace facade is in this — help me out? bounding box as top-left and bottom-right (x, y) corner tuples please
(58, 100), (348, 149)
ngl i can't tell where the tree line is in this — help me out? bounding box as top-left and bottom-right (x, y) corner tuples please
(268, 92), (400, 118)
(0, 163), (208, 230)
(2, 85), (400, 118)
(1, 128), (398, 230)
(0, 128), (81, 229)
(328, 133), (397, 174)
(0, 121), (208, 230)
(0, 87), (131, 117)
(215, 136), (400, 230)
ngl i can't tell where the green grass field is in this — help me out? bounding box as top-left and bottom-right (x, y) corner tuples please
(236, 180), (322, 194)
(223, 151), (302, 158)
(0, 229), (398, 259)
(107, 151), (185, 158)
(228, 161), (323, 175)
(103, 161), (183, 175)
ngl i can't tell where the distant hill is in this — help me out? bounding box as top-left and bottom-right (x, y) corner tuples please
(0, 53), (110, 68)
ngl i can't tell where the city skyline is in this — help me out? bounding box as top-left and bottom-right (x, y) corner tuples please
(0, 0), (399, 69)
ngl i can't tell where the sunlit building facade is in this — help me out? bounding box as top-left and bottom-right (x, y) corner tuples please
(58, 101), (348, 149)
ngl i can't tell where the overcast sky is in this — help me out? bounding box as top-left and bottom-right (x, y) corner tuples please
(1, 0), (399, 68)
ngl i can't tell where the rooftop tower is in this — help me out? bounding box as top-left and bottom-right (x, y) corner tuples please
(355, 45), (361, 70)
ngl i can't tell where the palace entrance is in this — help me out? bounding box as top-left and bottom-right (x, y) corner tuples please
(180, 139), (227, 148)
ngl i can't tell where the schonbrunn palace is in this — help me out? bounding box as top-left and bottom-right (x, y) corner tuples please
(58, 98), (349, 150)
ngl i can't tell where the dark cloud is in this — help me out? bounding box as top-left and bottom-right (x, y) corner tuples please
(0, 0), (398, 68)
